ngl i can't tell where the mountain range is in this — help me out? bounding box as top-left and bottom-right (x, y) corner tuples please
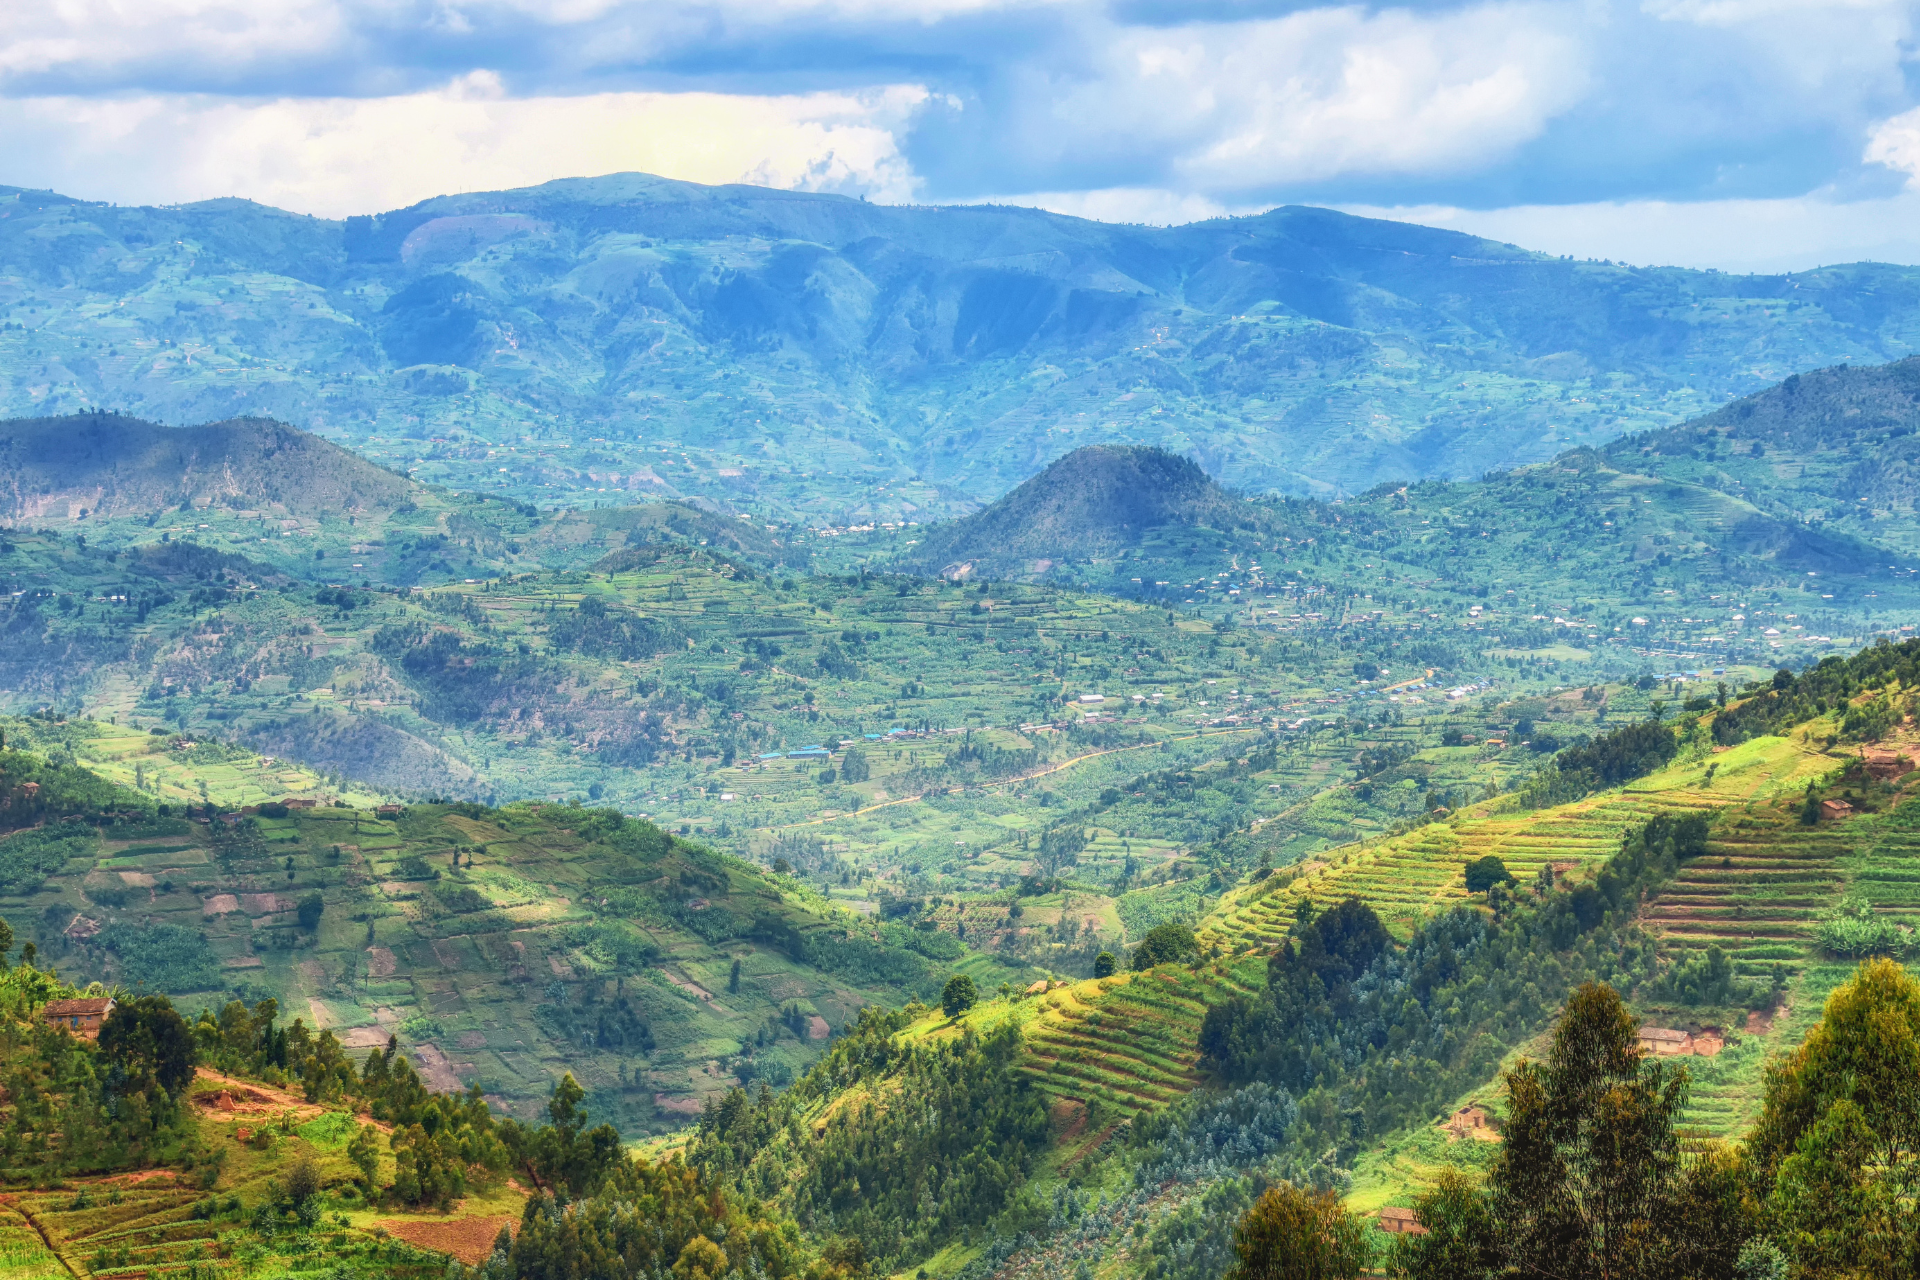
(5, 176), (1920, 519)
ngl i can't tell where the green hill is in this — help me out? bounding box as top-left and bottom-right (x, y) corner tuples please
(1604, 355), (1920, 556)
(0, 409), (814, 585)
(0, 412), (413, 521)
(0, 731), (1026, 1130)
(896, 445), (1252, 581)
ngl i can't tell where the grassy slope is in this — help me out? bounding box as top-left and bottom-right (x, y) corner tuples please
(11, 782), (1027, 1133)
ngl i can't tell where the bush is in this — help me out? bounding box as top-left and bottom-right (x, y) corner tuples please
(0, 824), (97, 894)
(296, 891), (325, 929)
(1093, 951), (1117, 978)
(101, 921), (223, 992)
(1815, 895), (1916, 958)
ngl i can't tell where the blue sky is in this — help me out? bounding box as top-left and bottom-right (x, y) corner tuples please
(3, 0), (1918, 270)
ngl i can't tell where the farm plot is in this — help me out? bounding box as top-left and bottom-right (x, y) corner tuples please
(5, 1176), (218, 1278)
(1009, 959), (1263, 1120)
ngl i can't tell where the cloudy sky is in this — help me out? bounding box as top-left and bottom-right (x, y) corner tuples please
(3, 0), (1918, 271)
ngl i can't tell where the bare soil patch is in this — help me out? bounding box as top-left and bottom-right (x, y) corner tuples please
(378, 1216), (515, 1265)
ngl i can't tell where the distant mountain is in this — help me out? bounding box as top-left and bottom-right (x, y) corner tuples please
(0, 410), (809, 582)
(892, 361), (1920, 619)
(1606, 357), (1920, 556)
(896, 445), (1252, 580)
(3, 176), (1919, 516)
(0, 411), (411, 521)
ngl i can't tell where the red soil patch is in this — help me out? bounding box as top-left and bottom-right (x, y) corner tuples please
(1048, 1098), (1087, 1144)
(378, 1216), (516, 1265)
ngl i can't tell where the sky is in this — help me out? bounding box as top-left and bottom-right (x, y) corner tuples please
(3, 0), (1918, 272)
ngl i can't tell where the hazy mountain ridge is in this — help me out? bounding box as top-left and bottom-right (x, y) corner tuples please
(1609, 356), (1920, 554)
(892, 362), (1920, 622)
(0, 411), (412, 520)
(6, 176), (1920, 512)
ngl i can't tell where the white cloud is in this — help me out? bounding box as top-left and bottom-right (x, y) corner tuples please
(1338, 191), (1920, 272)
(1866, 105), (1920, 186)
(1161, 5), (1589, 190)
(0, 76), (928, 215)
(971, 2), (1589, 196)
(0, 0), (347, 82)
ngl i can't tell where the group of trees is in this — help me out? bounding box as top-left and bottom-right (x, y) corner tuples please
(2, 951), (202, 1176)
(1223, 962), (1920, 1279)
(685, 1004), (1050, 1270)
(1713, 638), (1920, 746)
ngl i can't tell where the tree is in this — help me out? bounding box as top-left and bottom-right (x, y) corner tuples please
(1747, 957), (1920, 1274)
(1463, 855), (1513, 894)
(840, 748), (870, 783)
(99, 994), (196, 1099)
(284, 1152), (321, 1208)
(1226, 1182), (1370, 1280)
(1132, 922), (1199, 970)
(0, 912), (12, 965)
(347, 1122), (381, 1192)
(1093, 951), (1117, 978)
(728, 958), (742, 994)
(296, 891), (324, 930)
(1405, 982), (1749, 1279)
(942, 973), (977, 1018)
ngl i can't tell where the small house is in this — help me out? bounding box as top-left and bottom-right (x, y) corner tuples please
(284, 798), (317, 810)
(1441, 1103), (1500, 1142)
(1377, 1207), (1426, 1235)
(19, 781), (40, 799)
(44, 997), (115, 1041)
(376, 804), (403, 817)
(1819, 799), (1856, 821)
(1638, 1027), (1694, 1056)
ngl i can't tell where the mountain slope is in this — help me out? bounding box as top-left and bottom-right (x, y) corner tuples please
(4, 177), (1920, 513)
(0, 727), (1022, 1131)
(0, 410), (815, 583)
(1605, 356), (1920, 555)
(896, 445), (1251, 579)
(0, 412), (412, 521)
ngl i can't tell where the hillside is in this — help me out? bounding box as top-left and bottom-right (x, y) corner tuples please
(0, 412), (413, 522)
(0, 409), (819, 585)
(5, 177), (1920, 518)
(0, 731), (1028, 1131)
(895, 445), (1253, 581)
(876, 419), (1920, 671)
(3, 607), (1915, 1280)
(1605, 356), (1920, 555)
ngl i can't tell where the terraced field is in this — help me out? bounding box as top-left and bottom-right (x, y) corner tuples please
(3, 1173), (219, 1277)
(0, 1199), (62, 1280)
(1201, 732), (1831, 950)
(1642, 806), (1852, 970)
(1010, 960), (1263, 1120)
